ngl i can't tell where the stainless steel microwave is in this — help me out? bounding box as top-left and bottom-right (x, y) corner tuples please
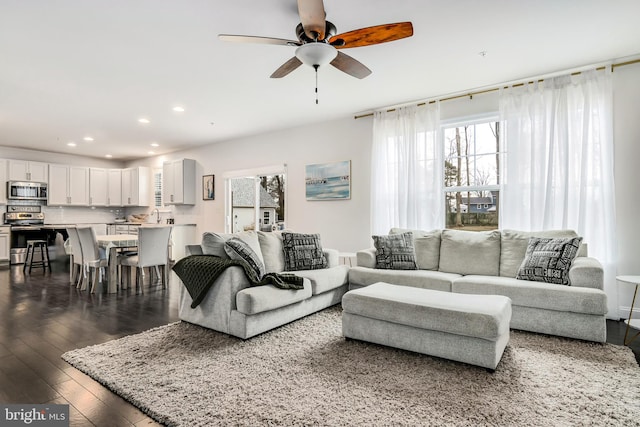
(7, 181), (48, 201)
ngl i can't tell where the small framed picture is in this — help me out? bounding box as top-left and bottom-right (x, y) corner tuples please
(203, 175), (215, 200)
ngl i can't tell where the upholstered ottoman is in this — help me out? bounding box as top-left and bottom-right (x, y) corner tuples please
(341, 282), (512, 370)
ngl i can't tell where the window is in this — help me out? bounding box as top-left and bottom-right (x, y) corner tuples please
(226, 167), (286, 233)
(443, 118), (502, 230)
(153, 169), (163, 208)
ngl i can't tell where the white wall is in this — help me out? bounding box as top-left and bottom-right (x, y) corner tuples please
(127, 116), (373, 252)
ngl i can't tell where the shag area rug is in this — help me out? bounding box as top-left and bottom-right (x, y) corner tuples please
(62, 307), (640, 427)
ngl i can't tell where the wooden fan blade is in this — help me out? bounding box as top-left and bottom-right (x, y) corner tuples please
(219, 34), (300, 46)
(297, 0), (326, 40)
(330, 51), (371, 79)
(270, 57), (303, 78)
(329, 22), (413, 49)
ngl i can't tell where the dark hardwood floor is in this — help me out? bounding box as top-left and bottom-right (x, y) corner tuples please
(0, 258), (179, 426)
(1, 258), (638, 426)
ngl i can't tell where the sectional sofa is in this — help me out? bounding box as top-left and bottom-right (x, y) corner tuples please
(178, 230), (349, 339)
(349, 228), (608, 342)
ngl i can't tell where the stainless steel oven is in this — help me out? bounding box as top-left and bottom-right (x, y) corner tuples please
(7, 181), (48, 202)
(5, 205), (47, 264)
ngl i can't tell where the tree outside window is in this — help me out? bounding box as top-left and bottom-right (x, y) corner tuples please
(443, 119), (502, 231)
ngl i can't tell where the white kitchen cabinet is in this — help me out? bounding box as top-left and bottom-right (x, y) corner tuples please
(0, 225), (10, 263)
(8, 160), (49, 182)
(48, 164), (89, 206)
(89, 168), (108, 206)
(163, 158), (195, 205)
(107, 169), (122, 206)
(122, 167), (149, 206)
(0, 159), (7, 204)
(89, 168), (121, 206)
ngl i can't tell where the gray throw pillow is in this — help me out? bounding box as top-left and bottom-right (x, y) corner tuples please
(282, 232), (327, 271)
(389, 228), (440, 270)
(201, 232), (231, 258)
(516, 237), (583, 286)
(224, 237), (266, 279)
(373, 232), (417, 270)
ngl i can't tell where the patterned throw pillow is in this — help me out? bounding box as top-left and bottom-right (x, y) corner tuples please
(516, 237), (583, 286)
(373, 232), (417, 270)
(282, 232), (327, 271)
(224, 237), (265, 279)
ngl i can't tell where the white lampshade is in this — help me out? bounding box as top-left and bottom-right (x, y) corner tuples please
(295, 43), (337, 67)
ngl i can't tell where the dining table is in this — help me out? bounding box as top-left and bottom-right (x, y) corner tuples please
(96, 234), (138, 293)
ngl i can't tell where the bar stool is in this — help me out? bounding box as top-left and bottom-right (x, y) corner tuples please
(23, 239), (51, 274)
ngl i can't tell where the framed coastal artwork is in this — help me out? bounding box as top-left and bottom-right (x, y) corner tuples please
(203, 174), (215, 200)
(305, 160), (351, 201)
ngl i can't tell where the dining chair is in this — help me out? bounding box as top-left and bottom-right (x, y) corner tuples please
(119, 226), (172, 292)
(76, 226), (108, 293)
(66, 227), (84, 289)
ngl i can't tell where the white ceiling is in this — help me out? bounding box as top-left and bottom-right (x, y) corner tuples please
(1, 1), (639, 161)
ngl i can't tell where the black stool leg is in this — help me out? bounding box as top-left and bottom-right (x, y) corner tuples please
(43, 243), (51, 273)
(23, 244), (31, 273)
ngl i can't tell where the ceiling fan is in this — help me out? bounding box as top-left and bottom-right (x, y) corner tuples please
(218, 0), (413, 80)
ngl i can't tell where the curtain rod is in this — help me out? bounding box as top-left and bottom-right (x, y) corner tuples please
(354, 58), (640, 120)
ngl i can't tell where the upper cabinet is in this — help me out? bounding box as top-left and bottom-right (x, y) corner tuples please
(163, 159), (196, 205)
(122, 167), (149, 206)
(107, 169), (122, 206)
(8, 160), (48, 182)
(90, 168), (123, 206)
(0, 159), (7, 204)
(48, 164), (89, 206)
(89, 168), (108, 206)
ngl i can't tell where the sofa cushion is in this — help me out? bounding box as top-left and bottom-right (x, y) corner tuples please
(224, 237), (265, 280)
(348, 266), (460, 292)
(516, 237), (583, 286)
(202, 230), (264, 264)
(258, 231), (285, 273)
(452, 275), (607, 315)
(292, 265), (349, 295)
(282, 232), (327, 271)
(236, 280), (312, 315)
(500, 229), (579, 277)
(373, 232), (417, 270)
(438, 229), (501, 276)
(390, 228), (441, 270)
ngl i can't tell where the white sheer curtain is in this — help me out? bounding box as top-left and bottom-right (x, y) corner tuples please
(499, 68), (618, 317)
(371, 103), (443, 234)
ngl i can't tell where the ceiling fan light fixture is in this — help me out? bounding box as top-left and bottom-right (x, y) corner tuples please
(295, 42), (337, 67)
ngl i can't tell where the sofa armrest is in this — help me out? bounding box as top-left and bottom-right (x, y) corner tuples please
(324, 248), (339, 268)
(356, 248), (376, 268)
(178, 265), (252, 334)
(569, 257), (604, 290)
(185, 244), (203, 256)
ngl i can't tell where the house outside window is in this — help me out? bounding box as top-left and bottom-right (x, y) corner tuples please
(443, 117), (502, 230)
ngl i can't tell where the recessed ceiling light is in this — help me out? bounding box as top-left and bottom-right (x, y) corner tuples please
(83, 136), (94, 142)
(105, 154), (113, 158)
(138, 118), (150, 124)
(150, 142), (159, 147)
(172, 106), (185, 112)
(67, 142), (76, 147)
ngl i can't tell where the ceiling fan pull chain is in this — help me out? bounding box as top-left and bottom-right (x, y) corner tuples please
(314, 64), (319, 104)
